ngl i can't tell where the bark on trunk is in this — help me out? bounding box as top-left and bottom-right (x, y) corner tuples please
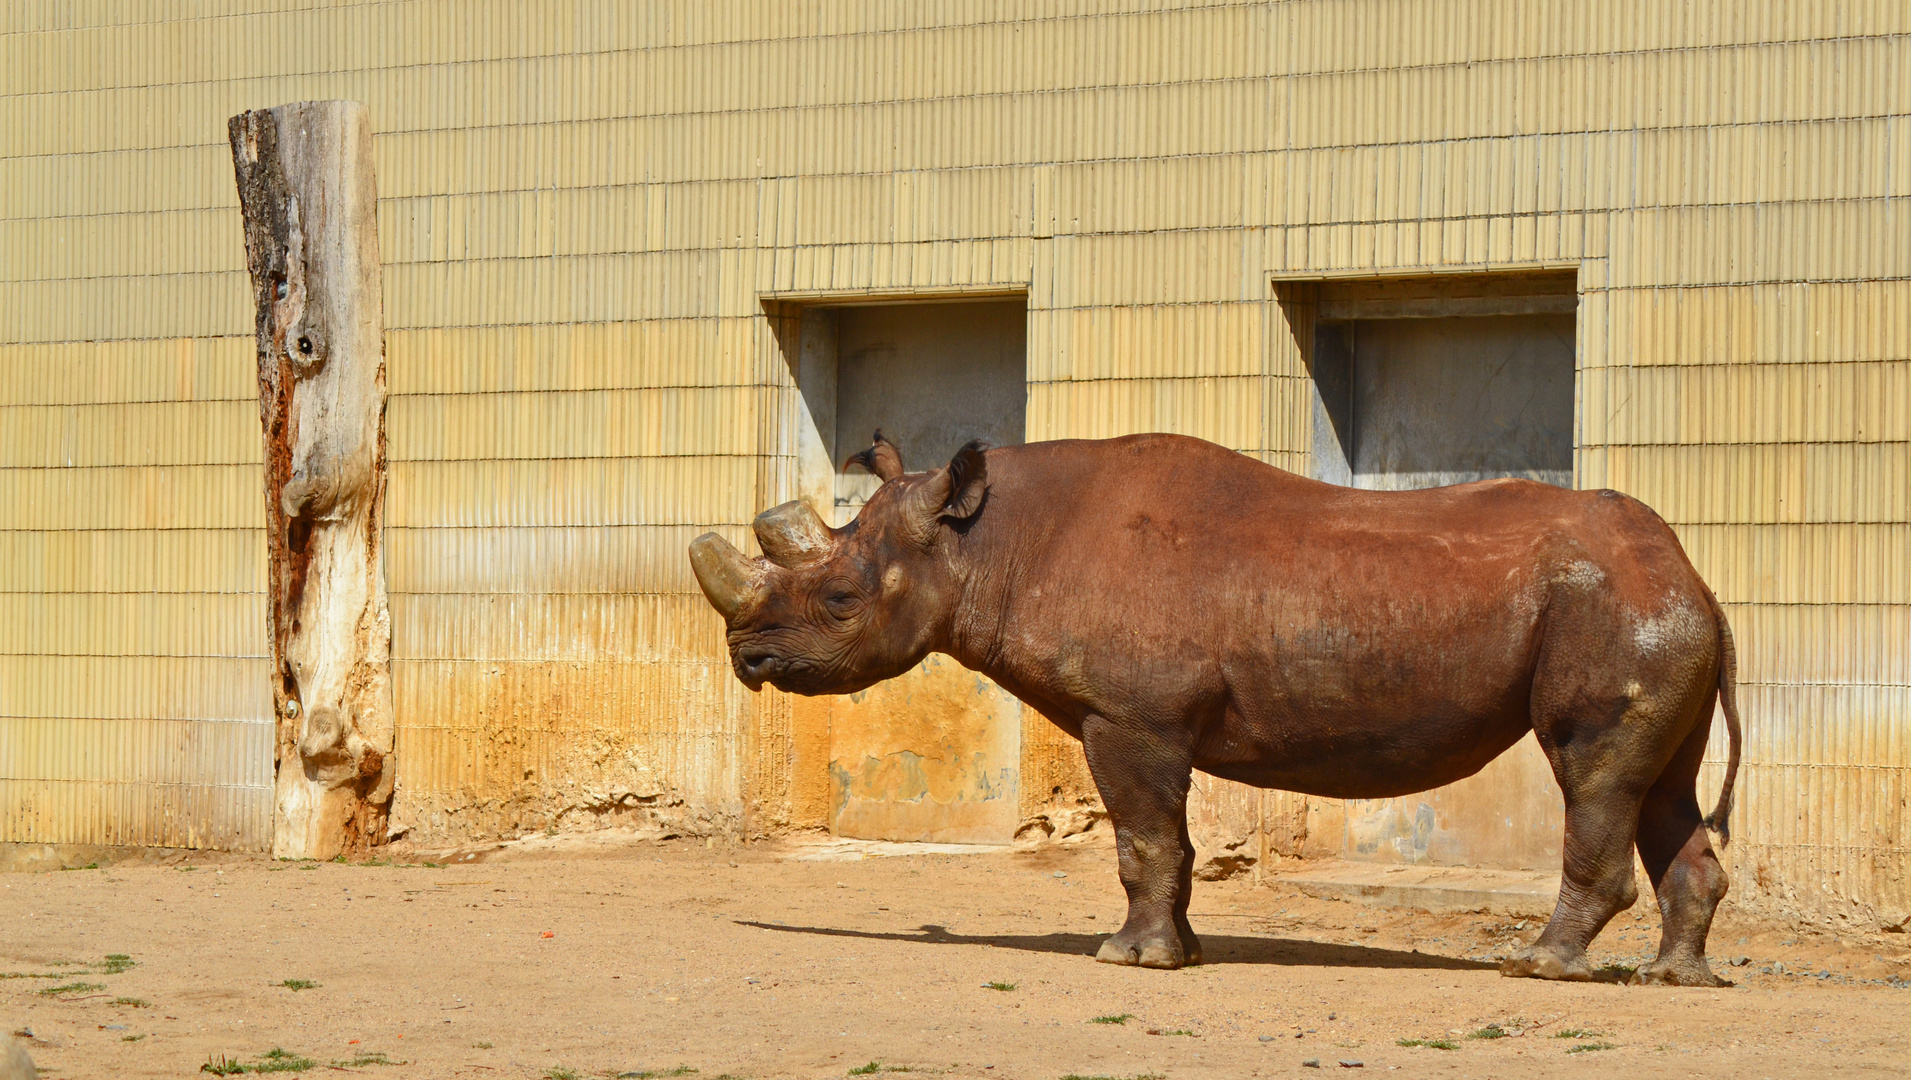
(229, 101), (394, 859)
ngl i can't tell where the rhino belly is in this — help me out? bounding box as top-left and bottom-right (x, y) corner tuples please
(1201, 620), (1543, 800)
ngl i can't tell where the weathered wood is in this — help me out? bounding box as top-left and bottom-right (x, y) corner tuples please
(229, 101), (394, 859)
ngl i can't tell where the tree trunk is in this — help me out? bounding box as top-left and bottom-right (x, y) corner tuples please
(228, 101), (394, 859)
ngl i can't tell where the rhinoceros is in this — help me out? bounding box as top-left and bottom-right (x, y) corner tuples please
(688, 433), (1742, 986)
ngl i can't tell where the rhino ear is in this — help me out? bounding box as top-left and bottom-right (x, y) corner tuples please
(941, 439), (989, 520)
(905, 440), (990, 541)
(843, 428), (907, 482)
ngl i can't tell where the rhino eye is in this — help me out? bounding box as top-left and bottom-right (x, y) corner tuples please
(821, 585), (863, 621)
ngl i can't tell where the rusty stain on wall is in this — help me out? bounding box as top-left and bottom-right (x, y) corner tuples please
(825, 654), (1021, 845)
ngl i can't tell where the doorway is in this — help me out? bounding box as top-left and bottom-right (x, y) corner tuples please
(777, 295), (1029, 844)
(1299, 270), (1578, 491)
(1276, 269), (1579, 870)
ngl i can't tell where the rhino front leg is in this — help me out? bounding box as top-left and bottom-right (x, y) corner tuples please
(1080, 713), (1200, 969)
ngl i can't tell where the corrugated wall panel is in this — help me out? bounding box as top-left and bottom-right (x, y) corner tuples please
(1243, 4), (1907, 921)
(0, 311), (267, 849)
(2, 0), (1906, 923)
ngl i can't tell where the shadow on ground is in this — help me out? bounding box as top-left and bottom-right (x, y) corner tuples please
(737, 921), (1495, 971)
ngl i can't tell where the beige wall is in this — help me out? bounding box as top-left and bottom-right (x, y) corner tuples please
(2, 1), (1906, 926)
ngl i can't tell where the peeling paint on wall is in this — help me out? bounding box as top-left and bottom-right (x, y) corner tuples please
(826, 654), (1022, 845)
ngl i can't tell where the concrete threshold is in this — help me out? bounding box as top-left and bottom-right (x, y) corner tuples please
(780, 836), (1011, 862)
(1271, 859), (1561, 918)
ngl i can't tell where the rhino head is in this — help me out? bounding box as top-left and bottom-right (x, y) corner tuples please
(687, 440), (990, 694)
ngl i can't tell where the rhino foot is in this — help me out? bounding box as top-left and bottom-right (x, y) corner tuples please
(1499, 945), (1595, 981)
(1096, 932), (1188, 969)
(1630, 956), (1730, 987)
(1178, 929), (1204, 966)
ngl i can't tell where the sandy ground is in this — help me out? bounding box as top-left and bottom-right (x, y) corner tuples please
(5, 832), (1910, 1080)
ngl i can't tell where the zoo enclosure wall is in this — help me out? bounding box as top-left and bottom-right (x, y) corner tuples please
(0, 0), (1906, 928)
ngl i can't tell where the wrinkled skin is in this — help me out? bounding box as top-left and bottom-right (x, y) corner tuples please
(690, 434), (1744, 984)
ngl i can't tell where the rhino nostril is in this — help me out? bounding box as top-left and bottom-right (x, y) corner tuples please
(737, 647), (778, 674)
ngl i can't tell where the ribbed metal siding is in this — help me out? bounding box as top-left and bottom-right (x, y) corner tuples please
(0, 0), (1904, 920)
(0, 337), (272, 849)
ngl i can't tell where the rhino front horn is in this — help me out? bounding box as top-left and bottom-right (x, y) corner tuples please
(753, 500), (833, 568)
(688, 532), (765, 622)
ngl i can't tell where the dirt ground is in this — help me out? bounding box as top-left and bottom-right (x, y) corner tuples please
(6, 831), (1910, 1080)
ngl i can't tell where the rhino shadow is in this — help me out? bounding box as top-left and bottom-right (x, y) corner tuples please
(735, 920), (1494, 971)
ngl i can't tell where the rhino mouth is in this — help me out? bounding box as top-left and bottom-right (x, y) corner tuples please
(730, 641), (831, 693)
(728, 623), (874, 695)
(731, 645), (866, 696)
(733, 645), (782, 689)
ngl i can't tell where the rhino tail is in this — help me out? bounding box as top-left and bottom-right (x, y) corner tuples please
(1700, 587), (1743, 846)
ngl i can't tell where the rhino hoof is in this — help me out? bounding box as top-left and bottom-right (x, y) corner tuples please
(1499, 946), (1593, 982)
(1630, 958), (1730, 988)
(1137, 942), (1183, 969)
(1096, 934), (1186, 969)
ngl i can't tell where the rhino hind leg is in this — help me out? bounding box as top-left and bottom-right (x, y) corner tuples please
(1500, 779), (1643, 982)
(1081, 714), (1200, 969)
(1630, 722), (1731, 988)
(1504, 724), (1652, 981)
(1506, 589), (1733, 984)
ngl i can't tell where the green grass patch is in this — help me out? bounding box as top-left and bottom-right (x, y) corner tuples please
(9, 955), (134, 982)
(200, 1049), (316, 1075)
(1554, 1029), (1606, 1039)
(1397, 1038), (1459, 1050)
(111, 997), (150, 1007)
(473, 1042), (494, 1049)
(1147, 1028), (1196, 1037)
(122, 1034), (147, 1042)
(1565, 1042), (1617, 1054)
(616, 1069), (698, 1079)
(59, 862), (100, 871)
(848, 1065), (882, 1077)
(543, 1069), (579, 1080)
(1467, 1024), (1508, 1040)
(37, 981), (105, 997)
(1089, 1013), (1134, 1025)
(253, 1049), (316, 1073)
(983, 981), (1017, 991)
(277, 979), (320, 991)
(332, 1052), (405, 1067)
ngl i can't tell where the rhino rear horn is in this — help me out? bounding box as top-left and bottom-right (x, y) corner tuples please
(688, 532), (766, 622)
(753, 499), (834, 567)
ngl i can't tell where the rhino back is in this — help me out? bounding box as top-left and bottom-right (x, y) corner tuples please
(954, 434), (1707, 795)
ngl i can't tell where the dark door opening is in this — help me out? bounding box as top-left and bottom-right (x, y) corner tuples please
(831, 300), (1027, 506)
(771, 293), (1029, 844)
(1297, 272), (1577, 490)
